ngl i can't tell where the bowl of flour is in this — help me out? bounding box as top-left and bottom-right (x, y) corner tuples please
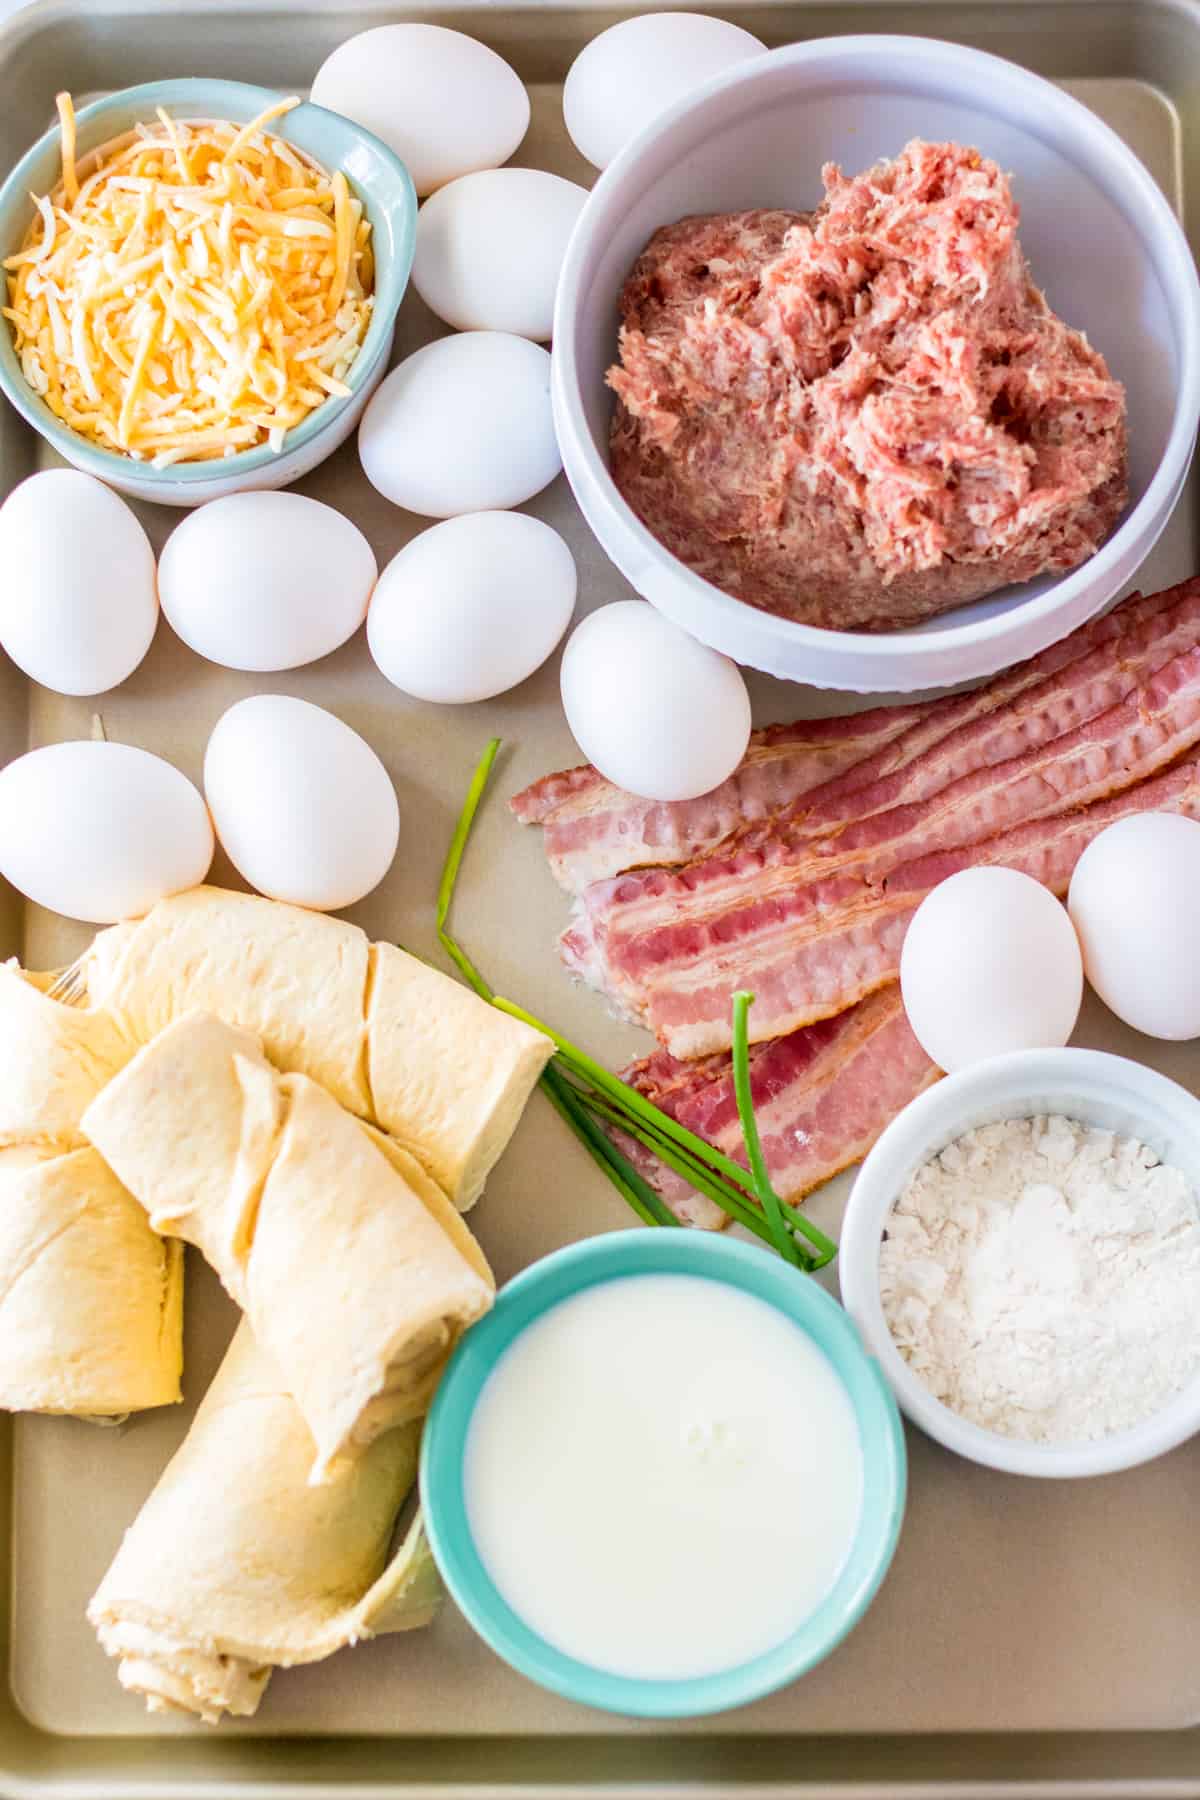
(839, 1048), (1200, 1477)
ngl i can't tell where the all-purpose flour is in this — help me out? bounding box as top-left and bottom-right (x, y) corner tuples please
(879, 1115), (1200, 1442)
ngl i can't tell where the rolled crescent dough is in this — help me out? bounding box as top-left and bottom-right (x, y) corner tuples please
(0, 960), (134, 1147)
(0, 964), (181, 1414)
(83, 887), (551, 1208)
(0, 1146), (182, 1414)
(89, 1320), (440, 1724)
(83, 1012), (495, 1479)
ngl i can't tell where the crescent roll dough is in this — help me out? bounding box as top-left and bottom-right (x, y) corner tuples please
(83, 1012), (495, 1479)
(0, 964), (181, 1415)
(81, 886), (552, 1209)
(0, 1146), (182, 1414)
(89, 1321), (441, 1724)
(0, 960), (133, 1147)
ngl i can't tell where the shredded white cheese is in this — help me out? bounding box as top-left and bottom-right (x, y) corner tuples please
(2, 92), (374, 465)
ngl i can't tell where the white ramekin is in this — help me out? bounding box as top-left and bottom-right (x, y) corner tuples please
(552, 35), (1200, 693)
(838, 1049), (1200, 1478)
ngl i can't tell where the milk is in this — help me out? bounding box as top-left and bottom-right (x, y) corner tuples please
(464, 1272), (864, 1680)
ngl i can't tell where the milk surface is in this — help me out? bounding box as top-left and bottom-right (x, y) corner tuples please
(465, 1272), (864, 1679)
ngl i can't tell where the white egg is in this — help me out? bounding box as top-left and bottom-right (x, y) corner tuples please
(204, 696), (399, 912)
(1068, 813), (1200, 1039)
(563, 13), (765, 170)
(311, 24), (530, 197)
(368, 512), (576, 704)
(900, 867), (1083, 1073)
(359, 332), (560, 517)
(0, 470), (157, 697)
(412, 169), (589, 340)
(559, 601), (750, 802)
(159, 492), (376, 673)
(0, 741), (213, 924)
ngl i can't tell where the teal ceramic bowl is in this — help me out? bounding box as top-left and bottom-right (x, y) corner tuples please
(421, 1230), (906, 1718)
(0, 79), (417, 505)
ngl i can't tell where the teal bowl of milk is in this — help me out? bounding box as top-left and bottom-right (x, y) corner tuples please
(421, 1229), (906, 1717)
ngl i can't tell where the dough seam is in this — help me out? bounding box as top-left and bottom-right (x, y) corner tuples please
(228, 1052), (288, 1282)
(357, 944), (380, 1125)
(155, 1239), (185, 1368)
(0, 1129), (86, 1153)
(0, 1193), (91, 1314)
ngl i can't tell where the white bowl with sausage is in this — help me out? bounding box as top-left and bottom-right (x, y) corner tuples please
(552, 35), (1200, 692)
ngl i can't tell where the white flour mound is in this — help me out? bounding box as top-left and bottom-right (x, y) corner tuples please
(880, 1114), (1200, 1443)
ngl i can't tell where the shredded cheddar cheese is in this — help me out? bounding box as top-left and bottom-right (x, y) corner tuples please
(2, 93), (374, 465)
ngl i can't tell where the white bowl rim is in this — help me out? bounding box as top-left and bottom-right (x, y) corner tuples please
(838, 1047), (1200, 1478)
(552, 32), (1200, 665)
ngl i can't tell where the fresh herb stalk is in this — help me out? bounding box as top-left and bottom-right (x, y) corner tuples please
(435, 735), (502, 1003)
(731, 991), (805, 1267)
(541, 1064), (680, 1230)
(494, 981), (821, 1256)
(496, 992), (836, 1264)
(561, 1081), (786, 1251)
(437, 738), (837, 1271)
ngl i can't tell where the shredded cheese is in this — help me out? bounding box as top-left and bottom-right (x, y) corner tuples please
(2, 93), (374, 465)
(57, 91), (78, 206)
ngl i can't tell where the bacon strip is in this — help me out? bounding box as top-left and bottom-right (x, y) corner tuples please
(514, 580), (1200, 1218)
(645, 755), (1200, 1057)
(565, 619), (1200, 1049)
(509, 708), (930, 891)
(615, 988), (939, 1227)
(566, 583), (1200, 965)
(750, 580), (1195, 852)
(510, 582), (1190, 893)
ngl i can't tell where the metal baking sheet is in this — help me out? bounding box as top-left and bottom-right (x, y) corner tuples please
(2, 0), (1200, 1792)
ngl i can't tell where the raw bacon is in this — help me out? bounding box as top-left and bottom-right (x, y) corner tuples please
(564, 606), (1200, 1051)
(643, 755), (1200, 1057)
(750, 579), (1199, 853)
(509, 706), (929, 891)
(511, 580), (1189, 893)
(616, 989), (938, 1225)
(514, 579), (1200, 1219)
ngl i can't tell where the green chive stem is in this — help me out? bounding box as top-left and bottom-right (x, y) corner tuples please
(544, 1066), (680, 1229)
(539, 1068), (662, 1227)
(436, 737), (501, 940)
(565, 1081), (797, 1257)
(439, 930), (494, 1004)
(731, 992), (803, 1267)
(492, 995), (769, 1194)
(437, 739), (839, 1271)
